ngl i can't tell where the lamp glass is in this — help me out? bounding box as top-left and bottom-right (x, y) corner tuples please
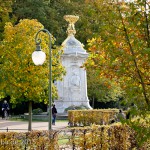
(32, 50), (46, 66)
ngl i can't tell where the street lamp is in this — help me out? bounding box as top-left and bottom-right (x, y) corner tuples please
(32, 29), (52, 130)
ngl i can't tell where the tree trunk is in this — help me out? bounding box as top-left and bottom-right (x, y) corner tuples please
(28, 101), (32, 131)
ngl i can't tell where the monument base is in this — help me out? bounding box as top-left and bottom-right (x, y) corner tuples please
(54, 100), (92, 113)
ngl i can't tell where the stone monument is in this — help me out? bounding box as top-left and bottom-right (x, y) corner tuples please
(54, 15), (92, 113)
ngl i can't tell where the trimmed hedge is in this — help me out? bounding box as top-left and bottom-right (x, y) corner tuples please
(0, 124), (149, 150)
(69, 124), (150, 150)
(68, 109), (121, 126)
(69, 123), (136, 150)
(0, 130), (59, 150)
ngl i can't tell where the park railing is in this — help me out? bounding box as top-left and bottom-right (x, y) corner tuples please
(0, 128), (27, 132)
(0, 123), (149, 150)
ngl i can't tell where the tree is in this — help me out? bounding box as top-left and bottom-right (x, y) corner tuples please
(0, 19), (65, 103)
(12, 0), (71, 45)
(0, 19), (65, 130)
(85, 0), (150, 145)
(85, 0), (150, 110)
(87, 67), (123, 108)
(0, 0), (16, 40)
(11, 0), (105, 46)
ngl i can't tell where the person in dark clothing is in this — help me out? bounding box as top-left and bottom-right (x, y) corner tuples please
(126, 103), (137, 119)
(52, 104), (57, 125)
(2, 100), (9, 119)
(117, 109), (126, 122)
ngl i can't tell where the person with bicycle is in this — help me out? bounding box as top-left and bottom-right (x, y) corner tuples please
(2, 100), (9, 119)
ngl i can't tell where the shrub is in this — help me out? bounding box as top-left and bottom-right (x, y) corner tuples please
(68, 109), (120, 126)
(65, 105), (88, 112)
(0, 131), (59, 150)
(32, 108), (43, 115)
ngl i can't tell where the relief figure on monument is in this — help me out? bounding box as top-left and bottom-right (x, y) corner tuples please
(70, 69), (81, 88)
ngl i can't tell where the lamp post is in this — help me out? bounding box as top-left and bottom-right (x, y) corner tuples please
(32, 29), (52, 130)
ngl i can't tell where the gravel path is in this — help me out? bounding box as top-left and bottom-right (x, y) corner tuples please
(0, 119), (68, 132)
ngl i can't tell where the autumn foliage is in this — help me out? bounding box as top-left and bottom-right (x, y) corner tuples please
(0, 19), (65, 104)
(85, 0), (150, 109)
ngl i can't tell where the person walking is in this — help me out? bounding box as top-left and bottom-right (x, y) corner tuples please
(52, 104), (57, 125)
(2, 100), (9, 119)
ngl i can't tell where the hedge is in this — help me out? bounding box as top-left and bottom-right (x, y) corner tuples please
(0, 130), (59, 150)
(0, 124), (149, 150)
(68, 109), (121, 126)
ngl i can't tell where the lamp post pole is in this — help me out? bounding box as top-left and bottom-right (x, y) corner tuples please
(32, 29), (52, 130)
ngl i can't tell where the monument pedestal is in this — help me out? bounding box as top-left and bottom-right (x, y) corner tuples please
(55, 100), (92, 113)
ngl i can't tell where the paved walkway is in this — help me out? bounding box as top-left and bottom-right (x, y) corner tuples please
(0, 119), (68, 132)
